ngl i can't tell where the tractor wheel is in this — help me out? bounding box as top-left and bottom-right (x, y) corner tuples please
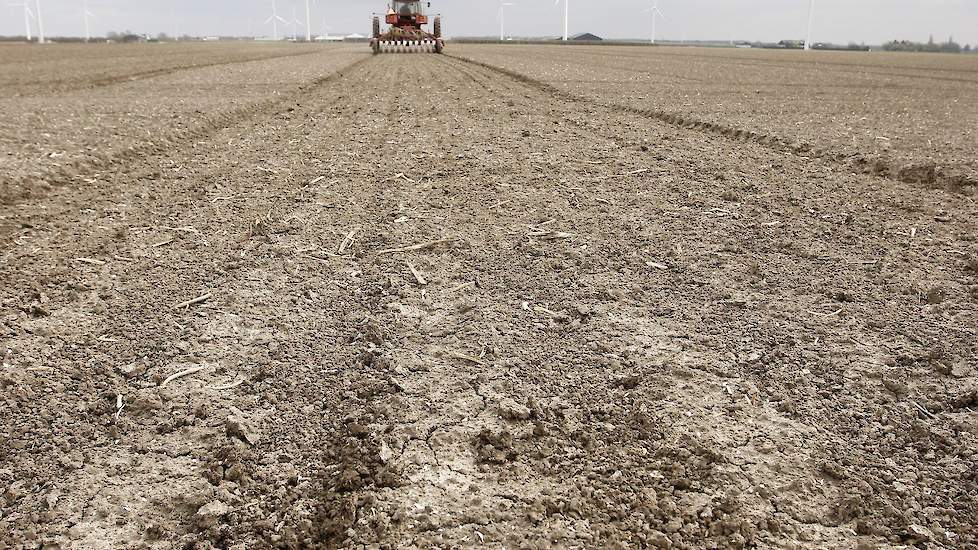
(433, 17), (442, 39)
(434, 41), (443, 54)
(372, 16), (380, 39)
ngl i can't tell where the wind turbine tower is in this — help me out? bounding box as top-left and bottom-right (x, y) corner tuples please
(265, 0), (286, 40)
(82, 0), (95, 42)
(643, 1), (664, 44)
(289, 3), (304, 41)
(804, 0), (815, 50)
(305, 0), (311, 42)
(554, 0), (568, 41)
(11, 2), (34, 41)
(498, 1), (515, 42)
(34, 0), (45, 44)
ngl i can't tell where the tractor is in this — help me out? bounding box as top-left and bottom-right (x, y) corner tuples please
(371, 0), (443, 54)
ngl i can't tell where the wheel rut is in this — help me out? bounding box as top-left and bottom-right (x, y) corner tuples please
(446, 52), (978, 192)
(6, 48), (330, 97)
(0, 54), (371, 213)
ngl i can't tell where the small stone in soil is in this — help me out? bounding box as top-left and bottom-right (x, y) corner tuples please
(498, 398), (531, 420)
(226, 407), (261, 445)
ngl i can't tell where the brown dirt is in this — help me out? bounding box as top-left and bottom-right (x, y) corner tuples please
(0, 43), (363, 205)
(0, 42), (327, 94)
(452, 44), (978, 191)
(1, 45), (977, 549)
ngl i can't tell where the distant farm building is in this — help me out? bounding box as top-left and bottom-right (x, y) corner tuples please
(570, 33), (602, 41)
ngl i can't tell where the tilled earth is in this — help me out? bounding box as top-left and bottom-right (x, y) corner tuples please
(1, 46), (977, 550)
(0, 43), (362, 204)
(452, 44), (978, 190)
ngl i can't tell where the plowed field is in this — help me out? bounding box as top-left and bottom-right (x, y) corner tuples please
(1, 43), (976, 549)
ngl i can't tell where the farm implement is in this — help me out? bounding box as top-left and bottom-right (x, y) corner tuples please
(371, 0), (444, 54)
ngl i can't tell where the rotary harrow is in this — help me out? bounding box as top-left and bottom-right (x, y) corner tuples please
(371, 0), (444, 54)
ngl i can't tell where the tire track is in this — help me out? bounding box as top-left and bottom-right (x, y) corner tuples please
(0, 54), (371, 213)
(0, 54), (396, 548)
(447, 52), (978, 193)
(425, 53), (978, 548)
(323, 53), (856, 548)
(528, 46), (978, 83)
(6, 48), (328, 96)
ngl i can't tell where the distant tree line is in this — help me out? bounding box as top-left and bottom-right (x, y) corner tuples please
(105, 30), (145, 43)
(883, 36), (971, 53)
(101, 31), (197, 43)
(750, 40), (870, 51)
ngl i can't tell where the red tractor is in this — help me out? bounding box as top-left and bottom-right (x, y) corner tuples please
(371, 0), (443, 54)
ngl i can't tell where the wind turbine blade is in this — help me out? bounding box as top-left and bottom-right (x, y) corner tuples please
(276, 15), (287, 23)
(654, 7), (664, 18)
(553, 0), (560, 6)
(264, 15), (274, 24)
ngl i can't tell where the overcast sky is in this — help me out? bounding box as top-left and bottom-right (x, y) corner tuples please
(2, 0), (975, 45)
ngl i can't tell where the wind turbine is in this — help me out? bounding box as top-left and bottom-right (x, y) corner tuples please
(9, 2), (34, 42)
(553, 0), (568, 41)
(304, 0), (311, 42)
(34, 0), (45, 43)
(265, 0), (286, 40)
(319, 16), (333, 39)
(82, 0), (95, 42)
(498, 1), (515, 42)
(804, 0), (815, 50)
(289, 3), (304, 41)
(642, 0), (664, 44)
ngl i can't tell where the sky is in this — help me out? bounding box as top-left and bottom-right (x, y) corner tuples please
(1, 0), (976, 46)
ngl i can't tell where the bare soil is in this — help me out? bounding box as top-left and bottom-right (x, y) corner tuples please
(453, 45), (978, 190)
(1, 44), (977, 549)
(0, 43), (362, 204)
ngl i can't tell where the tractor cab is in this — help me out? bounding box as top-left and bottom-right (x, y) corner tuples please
(387, 1), (429, 29)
